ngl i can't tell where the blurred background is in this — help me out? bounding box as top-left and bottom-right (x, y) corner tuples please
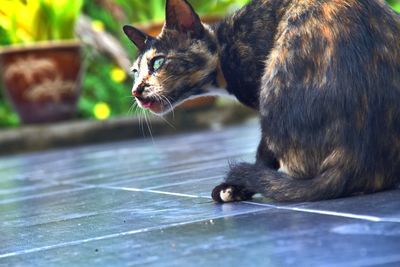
(0, 0), (399, 153)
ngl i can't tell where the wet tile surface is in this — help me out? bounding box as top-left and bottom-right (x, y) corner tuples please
(0, 120), (400, 266)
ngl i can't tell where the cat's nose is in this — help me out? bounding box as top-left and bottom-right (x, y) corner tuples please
(132, 90), (141, 97)
(132, 87), (144, 97)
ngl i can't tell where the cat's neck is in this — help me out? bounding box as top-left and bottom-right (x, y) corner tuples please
(209, 0), (290, 110)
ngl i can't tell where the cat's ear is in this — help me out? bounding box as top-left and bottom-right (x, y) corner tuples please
(123, 25), (154, 51)
(165, 0), (204, 37)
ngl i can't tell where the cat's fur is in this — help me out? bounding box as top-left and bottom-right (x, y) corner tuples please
(124, 0), (400, 202)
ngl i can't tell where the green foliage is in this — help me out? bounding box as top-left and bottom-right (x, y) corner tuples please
(34, 0), (84, 41)
(0, 92), (19, 127)
(114, 0), (250, 24)
(191, 0), (251, 16)
(0, 0), (83, 45)
(0, 27), (11, 46)
(78, 51), (132, 120)
(387, 0), (400, 12)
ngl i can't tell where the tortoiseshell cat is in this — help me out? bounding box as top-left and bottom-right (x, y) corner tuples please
(123, 0), (400, 202)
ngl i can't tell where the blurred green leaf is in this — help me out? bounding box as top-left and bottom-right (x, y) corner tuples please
(387, 0), (400, 12)
(0, 0), (83, 44)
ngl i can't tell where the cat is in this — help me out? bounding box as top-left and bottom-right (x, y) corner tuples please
(123, 0), (400, 202)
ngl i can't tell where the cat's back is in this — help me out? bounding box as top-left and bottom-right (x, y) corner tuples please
(263, 0), (400, 95)
(278, 0), (400, 50)
(284, 0), (399, 19)
(276, 0), (400, 47)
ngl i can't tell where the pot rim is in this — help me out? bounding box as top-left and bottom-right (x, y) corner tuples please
(0, 40), (81, 55)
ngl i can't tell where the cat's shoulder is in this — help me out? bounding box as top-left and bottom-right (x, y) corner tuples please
(272, 0), (396, 49)
(280, 0), (396, 26)
(281, 0), (360, 25)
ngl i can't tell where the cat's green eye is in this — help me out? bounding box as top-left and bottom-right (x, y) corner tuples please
(151, 57), (166, 72)
(132, 70), (139, 80)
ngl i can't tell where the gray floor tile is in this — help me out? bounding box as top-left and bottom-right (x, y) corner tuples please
(1, 120), (400, 266)
(0, 187), (269, 256)
(1, 209), (399, 267)
(0, 183), (82, 204)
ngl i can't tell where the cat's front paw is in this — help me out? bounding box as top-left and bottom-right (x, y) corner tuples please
(211, 183), (254, 203)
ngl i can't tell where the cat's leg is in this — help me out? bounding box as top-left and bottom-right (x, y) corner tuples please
(255, 139), (280, 169)
(212, 140), (279, 203)
(217, 162), (347, 202)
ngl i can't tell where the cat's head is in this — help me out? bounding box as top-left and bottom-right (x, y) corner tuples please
(123, 0), (221, 115)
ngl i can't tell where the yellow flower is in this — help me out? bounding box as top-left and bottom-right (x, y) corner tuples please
(91, 20), (105, 32)
(110, 67), (127, 83)
(94, 102), (111, 120)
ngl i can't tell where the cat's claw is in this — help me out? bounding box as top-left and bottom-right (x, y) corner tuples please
(211, 183), (254, 203)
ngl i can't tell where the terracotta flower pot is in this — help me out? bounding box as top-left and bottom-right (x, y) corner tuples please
(0, 41), (83, 124)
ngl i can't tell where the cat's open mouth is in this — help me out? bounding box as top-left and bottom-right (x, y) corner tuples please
(136, 96), (163, 114)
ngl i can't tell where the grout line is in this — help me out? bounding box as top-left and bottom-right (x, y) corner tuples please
(144, 175), (224, 190)
(0, 206), (267, 260)
(104, 185), (204, 199)
(71, 182), (212, 199)
(378, 217), (400, 223)
(288, 207), (384, 222)
(241, 201), (385, 222)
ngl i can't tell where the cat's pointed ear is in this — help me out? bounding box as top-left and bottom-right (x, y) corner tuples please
(165, 0), (204, 37)
(123, 25), (154, 51)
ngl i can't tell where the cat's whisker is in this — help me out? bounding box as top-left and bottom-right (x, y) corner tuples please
(139, 109), (146, 138)
(158, 114), (176, 129)
(128, 105), (134, 115)
(144, 110), (155, 145)
(166, 96), (176, 117)
(155, 97), (177, 129)
(153, 92), (173, 116)
(138, 109), (142, 136)
(134, 103), (140, 115)
(153, 92), (162, 103)
(152, 92), (166, 109)
(157, 94), (173, 119)
(128, 101), (138, 115)
(161, 95), (175, 119)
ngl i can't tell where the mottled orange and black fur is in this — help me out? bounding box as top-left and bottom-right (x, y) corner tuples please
(124, 0), (400, 202)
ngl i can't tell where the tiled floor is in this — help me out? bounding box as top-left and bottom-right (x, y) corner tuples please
(1, 120), (400, 266)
